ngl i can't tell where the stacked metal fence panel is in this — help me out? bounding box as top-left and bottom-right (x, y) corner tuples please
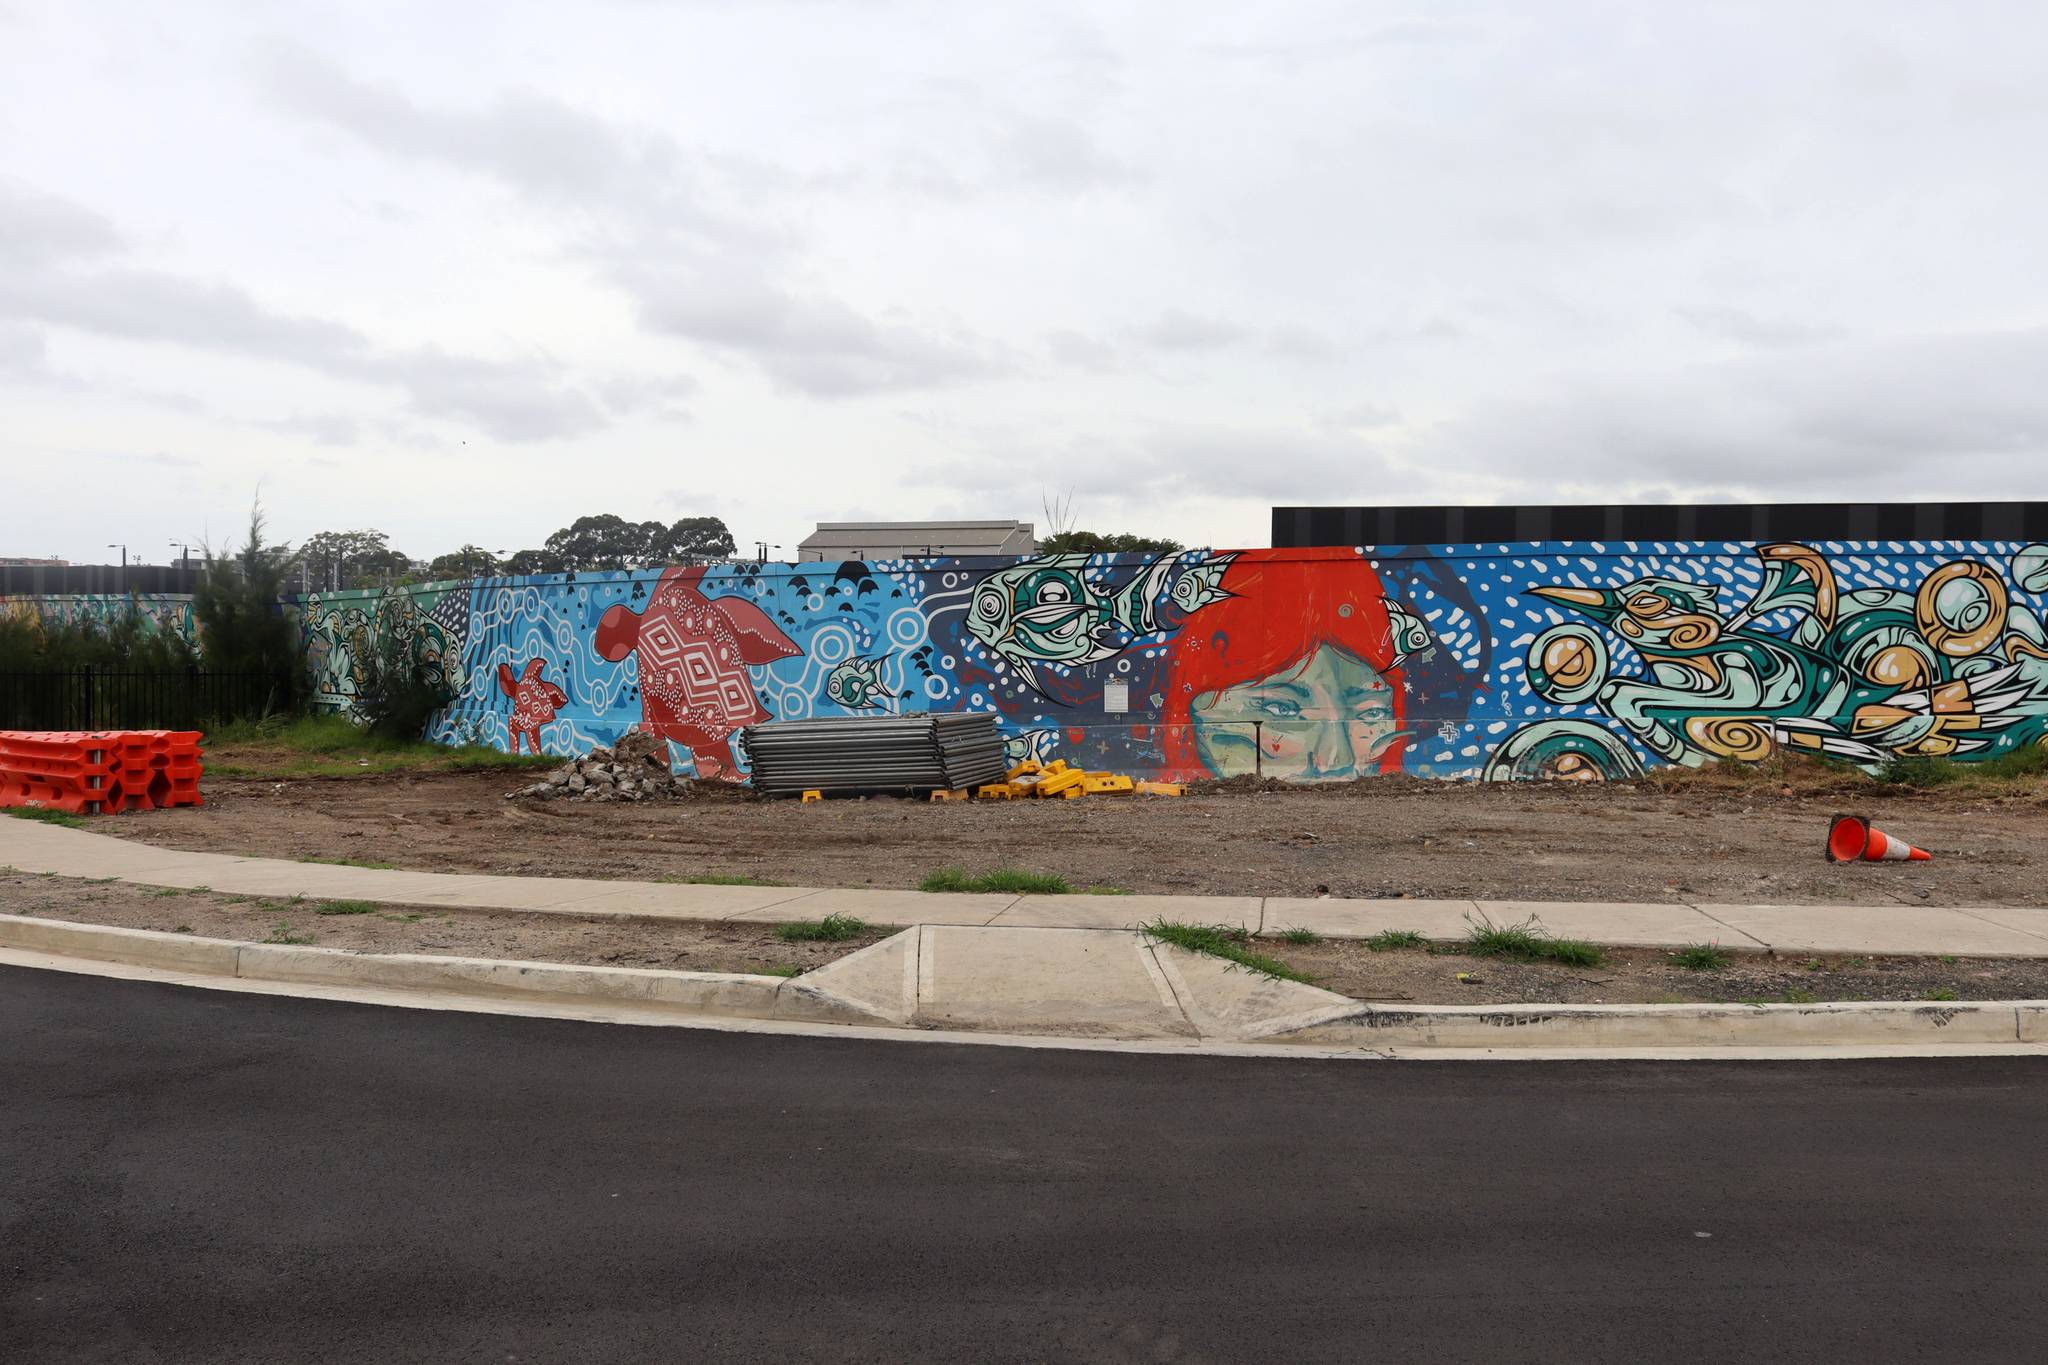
(740, 714), (1009, 794)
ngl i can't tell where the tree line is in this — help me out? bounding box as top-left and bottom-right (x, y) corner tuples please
(292, 515), (740, 591)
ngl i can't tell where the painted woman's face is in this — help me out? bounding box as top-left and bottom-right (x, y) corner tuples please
(1190, 643), (1397, 781)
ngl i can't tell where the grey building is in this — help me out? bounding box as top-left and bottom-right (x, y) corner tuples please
(797, 520), (1037, 562)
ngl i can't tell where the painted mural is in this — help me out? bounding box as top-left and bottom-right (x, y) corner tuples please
(296, 539), (2048, 783)
(0, 593), (198, 646)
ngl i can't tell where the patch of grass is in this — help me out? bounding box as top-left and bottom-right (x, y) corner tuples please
(755, 964), (803, 978)
(1141, 919), (1314, 984)
(4, 807), (88, 828)
(1877, 746), (2048, 789)
(204, 713), (559, 780)
(172, 924), (194, 933)
(1742, 987), (1820, 1006)
(313, 899), (378, 916)
(263, 921), (314, 945)
(657, 872), (785, 887)
(1277, 927), (1322, 945)
(303, 855), (400, 871)
(774, 912), (868, 943)
(1364, 928), (1429, 952)
(1461, 911), (1607, 968)
(918, 866), (1072, 895)
(150, 886), (188, 898)
(1923, 987), (1960, 1002)
(1670, 943), (1732, 972)
(1802, 957), (1826, 972)
(1939, 954), (1958, 964)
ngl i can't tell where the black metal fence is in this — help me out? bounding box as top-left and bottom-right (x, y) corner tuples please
(0, 669), (294, 731)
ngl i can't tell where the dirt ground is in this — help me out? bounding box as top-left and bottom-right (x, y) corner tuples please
(1264, 935), (2046, 1005)
(95, 766), (2048, 906)
(6, 870), (2040, 1005)
(0, 870), (882, 976)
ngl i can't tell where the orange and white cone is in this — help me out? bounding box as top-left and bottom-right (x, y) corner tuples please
(1826, 814), (1932, 863)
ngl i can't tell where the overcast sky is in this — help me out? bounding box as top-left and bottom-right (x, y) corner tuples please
(4, 1), (2046, 566)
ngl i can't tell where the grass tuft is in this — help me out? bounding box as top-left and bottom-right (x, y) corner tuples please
(919, 866), (1072, 895)
(313, 899), (378, 916)
(263, 921), (314, 945)
(1923, 987), (1959, 1002)
(1142, 919), (1314, 984)
(774, 912), (868, 943)
(4, 807), (88, 828)
(1461, 911), (1607, 968)
(755, 964), (803, 978)
(1364, 928), (1429, 952)
(1669, 943), (1732, 972)
(1276, 927), (1321, 945)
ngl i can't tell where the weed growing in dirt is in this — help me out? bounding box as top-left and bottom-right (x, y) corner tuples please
(150, 887), (187, 898)
(264, 921), (314, 945)
(755, 964), (803, 978)
(1142, 919), (1313, 984)
(1878, 746), (2047, 789)
(172, 924), (193, 933)
(659, 873), (785, 887)
(1277, 927), (1322, 945)
(1670, 944), (1732, 972)
(775, 913), (867, 943)
(919, 866), (1072, 895)
(1802, 958), (1826, 972)
(1924, 987), (1960, 1001)
(314, 900), (378, 916)
(1461, 912), (1607, 968)
(381, 912), (424, 923)
(5, 807), (87, 828)
(1364, 929), (1428, 952)
(304, 855), (399, 871)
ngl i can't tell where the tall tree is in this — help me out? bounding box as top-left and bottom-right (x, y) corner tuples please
(1038, 531), (1185, 554)
(296, 529), (412, 591)
(541, 515), (663, 571)
(647, 516), (736, 564)
(191, 502), (305, 711)
(425, 545), (505, 580)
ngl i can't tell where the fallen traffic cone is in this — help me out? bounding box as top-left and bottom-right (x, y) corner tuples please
(1826, 814), (1932, 863)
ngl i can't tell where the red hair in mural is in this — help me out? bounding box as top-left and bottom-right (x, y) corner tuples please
(1160, 548), (1410, 780)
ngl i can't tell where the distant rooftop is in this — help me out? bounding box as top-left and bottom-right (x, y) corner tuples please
(798, 520), (1036, 561)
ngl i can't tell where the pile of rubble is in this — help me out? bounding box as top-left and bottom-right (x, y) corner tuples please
(506, 730), (683, 802)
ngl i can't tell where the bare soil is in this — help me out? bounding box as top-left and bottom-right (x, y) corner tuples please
(98, 765), (2047, 906)
(6, 870), (2042, 1005)
(1261, 935), (2047, 1005)
(0, 870), (882, 976)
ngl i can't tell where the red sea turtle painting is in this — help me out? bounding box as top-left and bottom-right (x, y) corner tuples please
(498, 659), (567, 754)
(594, 566), (801, 780)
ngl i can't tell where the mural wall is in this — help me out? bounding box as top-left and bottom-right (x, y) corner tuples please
(296, 540), (2048, 783)
(1, 593), (198, 646)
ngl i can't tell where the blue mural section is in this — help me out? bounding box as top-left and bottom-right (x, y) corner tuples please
(295, 539), (2048, 783)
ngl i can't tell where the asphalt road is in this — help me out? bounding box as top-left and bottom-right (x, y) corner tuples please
(5, 967), (2047, 1364)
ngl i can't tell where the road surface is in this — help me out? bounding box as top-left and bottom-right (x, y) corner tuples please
(5, 964), (2045, 1362)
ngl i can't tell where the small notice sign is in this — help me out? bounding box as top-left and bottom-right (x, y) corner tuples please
(1103, 679), (1129, 714)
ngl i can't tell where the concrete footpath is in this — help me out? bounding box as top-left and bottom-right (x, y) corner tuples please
(6, 814), (2048, 957)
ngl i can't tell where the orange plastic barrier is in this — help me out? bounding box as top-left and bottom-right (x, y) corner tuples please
(0, 729), (204, 815)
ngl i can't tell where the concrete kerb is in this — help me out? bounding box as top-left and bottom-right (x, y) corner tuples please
(8, 913), (2047, 1051)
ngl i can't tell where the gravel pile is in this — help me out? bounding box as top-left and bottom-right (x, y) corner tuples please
(505, 730), (682, 802)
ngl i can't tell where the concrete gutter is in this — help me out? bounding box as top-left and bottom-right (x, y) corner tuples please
(7, 913), (2045, 1053)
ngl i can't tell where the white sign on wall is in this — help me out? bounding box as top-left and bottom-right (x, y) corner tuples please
(1103, 679), (1128, 714)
